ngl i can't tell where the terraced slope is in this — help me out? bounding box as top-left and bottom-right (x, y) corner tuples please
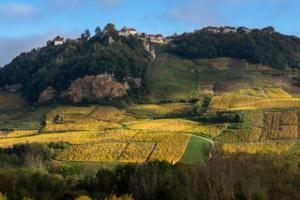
(207, 88), (300, 113)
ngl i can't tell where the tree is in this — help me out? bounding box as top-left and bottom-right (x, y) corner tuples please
(95, 26), (102, 37)
(0, 193), (7, 200)
(75, 195), (92, 200)
(103, 23), (117, 38)
(81, 29), (91, 39)
(46, 40), (52, 46)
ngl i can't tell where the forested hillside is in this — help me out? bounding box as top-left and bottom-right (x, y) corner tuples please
(0, 25), (151, 102)
(169, 28), (300, 70)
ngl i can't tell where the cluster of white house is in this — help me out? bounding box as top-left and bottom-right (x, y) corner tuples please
(52, 26), (166, 46)
(52, 36), (65, 46)
(51, 26), (276, 46)
(118, 27), (165, 43)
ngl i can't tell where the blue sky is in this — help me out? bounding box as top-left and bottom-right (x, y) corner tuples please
(0, 0), (300, 66)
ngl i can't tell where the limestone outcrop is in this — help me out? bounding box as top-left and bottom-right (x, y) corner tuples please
(62, 74), (130, 103)
(38, 86), (57, 104)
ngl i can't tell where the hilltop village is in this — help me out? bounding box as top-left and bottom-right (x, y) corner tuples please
(51, 26), (167, 46)
(50, 25), (276, 47)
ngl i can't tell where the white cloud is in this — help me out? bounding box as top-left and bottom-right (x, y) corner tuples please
(164, 0), (289, 28)
(165, 0), (223, 27)
(0, 34), (50, 67)
(0, 30), (83, 67)
(0, 3), (39, 20)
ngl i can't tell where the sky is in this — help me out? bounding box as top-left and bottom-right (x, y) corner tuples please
(0, 0), (300, 67)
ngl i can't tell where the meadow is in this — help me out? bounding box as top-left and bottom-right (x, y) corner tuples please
(146, 54), (274, 102)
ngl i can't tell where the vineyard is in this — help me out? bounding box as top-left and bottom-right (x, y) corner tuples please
(0, 90), (300, 165)
(128, 103), (194, 117)
(0, 95), (209, 164)
(207, 88), (300, 112)
(222, 141), (295, 154)
(216, 111), (299, 143)
(127, 119), (227, 136)
(56, 132), (190, 163)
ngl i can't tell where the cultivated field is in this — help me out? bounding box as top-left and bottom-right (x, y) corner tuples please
(0, 93), (209, 164)
(55, 131), (191, 163)
(127, 119), (227, 137)
(128, 103), (194, 117)
(216, 111), (298, 143)
(1, 88), (300, 165)
(223, 141), (295, 154)
(207, 88), (300, 112)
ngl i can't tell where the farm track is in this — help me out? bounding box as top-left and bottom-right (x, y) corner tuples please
(117, 143), (130, 161)
(145, 142), (158, 162)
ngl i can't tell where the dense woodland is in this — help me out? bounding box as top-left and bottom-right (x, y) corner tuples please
(169, 28), (300, 70)
(0, 24), (151, 102)
(0, 143), (299, 200)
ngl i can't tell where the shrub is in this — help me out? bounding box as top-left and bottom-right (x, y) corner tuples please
(0, 193), (7, 200)
(74, 195), (92, 200)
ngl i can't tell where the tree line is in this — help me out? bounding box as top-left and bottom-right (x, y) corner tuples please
(169, 29), (300, 70)
(0, 144), (299, 200)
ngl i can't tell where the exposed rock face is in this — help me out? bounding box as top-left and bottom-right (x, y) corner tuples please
(4, 84), (22, 92)
(38, 86), (57, 104)
(63, 74), (130, 103)
(143, 41), (156, 60)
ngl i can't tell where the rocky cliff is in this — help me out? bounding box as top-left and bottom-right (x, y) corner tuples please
(62, 74), (130, 103)
(37, 74), (130, 104)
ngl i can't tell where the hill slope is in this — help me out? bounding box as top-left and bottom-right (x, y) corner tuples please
(0, 36), (151, 102)
(1, 26), (300, 104)
(168, 29), (300, 70)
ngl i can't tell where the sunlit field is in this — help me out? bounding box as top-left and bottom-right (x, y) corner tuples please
(0, 90), (299, 164)
(207, 88), (300, 112)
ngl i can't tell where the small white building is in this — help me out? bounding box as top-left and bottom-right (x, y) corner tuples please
(237, 27), (252, 33)
(118, 27), (138, 37)
(202, 27), (220, 33)
(147, 34), (165, 43)
(221, 26), (237, 33)
(53, 36), (65, 46)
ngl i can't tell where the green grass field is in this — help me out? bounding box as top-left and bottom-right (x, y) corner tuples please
(180, 135), (211, 163)
(146, 54), (274, 102)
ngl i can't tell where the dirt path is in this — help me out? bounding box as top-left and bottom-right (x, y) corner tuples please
(116, 143), (130, 161)
(145, 142), (158, 162)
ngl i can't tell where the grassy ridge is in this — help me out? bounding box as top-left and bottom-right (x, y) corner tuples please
(146, 54), (274, 102)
